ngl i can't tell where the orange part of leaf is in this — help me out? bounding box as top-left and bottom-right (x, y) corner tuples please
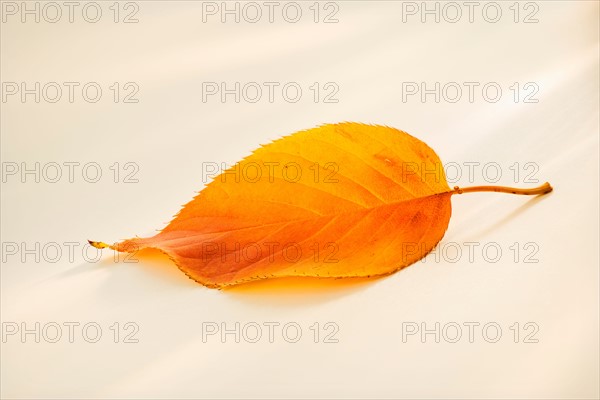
(102, 123), (453, 288)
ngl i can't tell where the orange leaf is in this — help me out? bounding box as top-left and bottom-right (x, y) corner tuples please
(91, 123), (552, 288)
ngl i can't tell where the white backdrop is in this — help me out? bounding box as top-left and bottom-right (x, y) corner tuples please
(1, 1), (599, 398)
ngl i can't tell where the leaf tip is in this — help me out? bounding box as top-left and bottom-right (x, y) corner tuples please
(88, 240), (109, 249)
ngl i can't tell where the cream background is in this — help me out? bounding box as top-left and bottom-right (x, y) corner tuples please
(1, 1), (599, 398)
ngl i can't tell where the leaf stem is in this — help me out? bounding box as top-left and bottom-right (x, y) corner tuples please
(451, 182), (553, 196)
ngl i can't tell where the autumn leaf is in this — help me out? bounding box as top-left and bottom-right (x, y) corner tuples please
(90, 123), (552, 288)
